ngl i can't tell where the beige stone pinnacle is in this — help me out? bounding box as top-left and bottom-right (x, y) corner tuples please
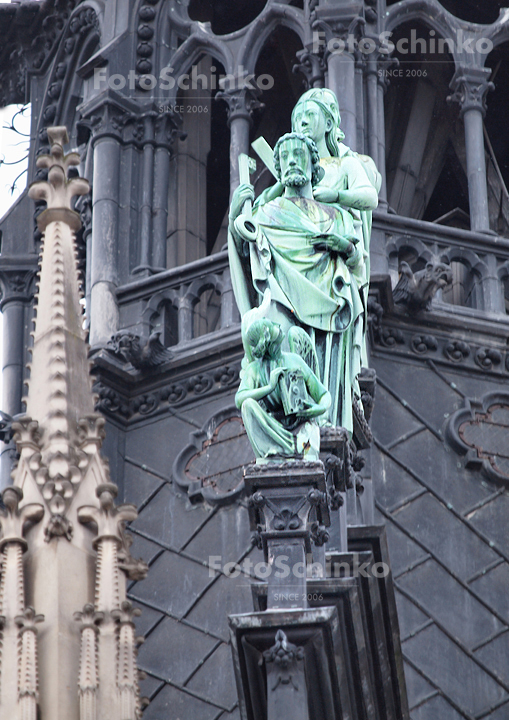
(0, 127), (147, 720)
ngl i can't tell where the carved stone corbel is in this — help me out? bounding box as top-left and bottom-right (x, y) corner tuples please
(264, 629), (308, 720)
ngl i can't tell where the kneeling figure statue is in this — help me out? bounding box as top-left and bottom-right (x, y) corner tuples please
(236, 318), (330, 462)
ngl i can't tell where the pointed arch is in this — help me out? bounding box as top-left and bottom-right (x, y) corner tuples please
(162, 31), (234, 105)
(237, 4), (306, 72)
(34, 5), (101, 145)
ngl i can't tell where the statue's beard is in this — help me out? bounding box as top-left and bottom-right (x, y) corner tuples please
(283, 169), (308, 187)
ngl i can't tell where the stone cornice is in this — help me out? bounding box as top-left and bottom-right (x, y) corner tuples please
(370, 308), (509, 375)
(91, 329), (243, 425)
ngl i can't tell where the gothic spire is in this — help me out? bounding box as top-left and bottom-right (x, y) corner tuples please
(25, 127), (93, 516)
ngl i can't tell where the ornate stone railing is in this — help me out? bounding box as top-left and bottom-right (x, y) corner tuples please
(115, 215), (509, 361)
(373, 211), (509, 315)
(116, 249), (240, 351)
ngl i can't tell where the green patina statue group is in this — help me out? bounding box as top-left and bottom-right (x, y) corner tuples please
(229, 88), (381, 463)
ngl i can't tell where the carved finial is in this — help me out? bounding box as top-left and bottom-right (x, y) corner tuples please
(23, 126), (100, 520)
(29, 127), (89, 231)
(0, 487), (44, 551)
(77, 484), (138, 549)
(15, 606), (45, 633)
(263, 629), (305, 691)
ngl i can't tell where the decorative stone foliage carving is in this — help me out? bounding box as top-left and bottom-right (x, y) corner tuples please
(93, 361), (241, 421)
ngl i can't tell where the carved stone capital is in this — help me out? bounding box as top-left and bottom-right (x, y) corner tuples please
(448, 66), (494, 117)
(293, 48), (327, 89)
(78, 90), (142, 144)
(311, 3), (366, 48)
(375, 54), (399, 91)
(0, 264), (38, 308)
(216, 82), (263, 125)
(154, 109), (183, 150)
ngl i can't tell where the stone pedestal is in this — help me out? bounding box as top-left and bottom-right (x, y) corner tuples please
(245, 461), (330, 610)
(229, 607), (344, 720)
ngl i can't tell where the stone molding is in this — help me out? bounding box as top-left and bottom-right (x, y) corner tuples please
(445, 391), (509, 486)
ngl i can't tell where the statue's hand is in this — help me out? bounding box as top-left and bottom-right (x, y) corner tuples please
(256, 181), (284, 205)
(229, 183), (255, 225)
(311, 234), (356, 257)
(300, 401), (326, 419)
(269, 367), (285, 389)
(313, 186), (338, 203)
(346, 242), (363, 268)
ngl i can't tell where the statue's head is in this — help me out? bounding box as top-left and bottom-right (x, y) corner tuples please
(273, 132), (322, 188)
(291, 88), (345, 156)
(246, 319), (283, 359)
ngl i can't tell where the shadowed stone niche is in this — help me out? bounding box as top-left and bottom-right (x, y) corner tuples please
(445, 392), (509, 486)
(172, 406), (254, 505)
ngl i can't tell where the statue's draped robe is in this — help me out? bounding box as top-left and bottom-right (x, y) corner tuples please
(229, 194), (365, 433)
(319, 146), (381, 368)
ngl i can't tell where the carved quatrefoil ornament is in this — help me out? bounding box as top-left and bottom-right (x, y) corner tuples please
(172, 406), (254, 505)
(445, 392), (509, 486)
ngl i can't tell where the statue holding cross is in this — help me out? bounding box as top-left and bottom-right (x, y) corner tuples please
(229, 90), (380, 459)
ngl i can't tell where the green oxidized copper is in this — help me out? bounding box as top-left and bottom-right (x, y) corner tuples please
(236, 317), (330, 462)
(229, 89), (380, 457)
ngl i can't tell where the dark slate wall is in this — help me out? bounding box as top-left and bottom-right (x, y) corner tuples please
(100, 333), (509, 720)
(370, 351), (509, 719)
(118, 388), (264, 720)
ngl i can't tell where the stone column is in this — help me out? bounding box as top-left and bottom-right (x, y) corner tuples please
(0, 268), (35, 416)
(482, 253), (505, 314)
(80, 99), (125, 347)
(328, 49), (357, 150)
(365, 55), (379, 167)
(0, 267), (36, 490)
(135, 114), (156, 274)
(217, 82), (262, 197)
(152, 112), (179, 270)
(449, 66), (494, 234)
(377, 57), (390, 207)
(354, 50), (366, 154)
(167, 62), (212, 268)
(312, 11), (364, 151)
